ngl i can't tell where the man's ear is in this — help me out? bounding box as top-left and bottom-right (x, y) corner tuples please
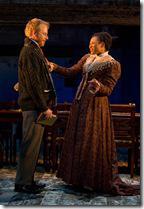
(30, 29), (37, 40)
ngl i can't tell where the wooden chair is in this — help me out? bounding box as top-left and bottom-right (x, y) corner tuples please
(0, 101), (18, 110)
(0, 101), (21, 166)
(110, 103), (136, 178)
(55, 102), (71, 111)
(43, 111), (69, 172)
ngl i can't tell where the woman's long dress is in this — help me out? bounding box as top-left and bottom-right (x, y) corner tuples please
(55, 54), (140, 195)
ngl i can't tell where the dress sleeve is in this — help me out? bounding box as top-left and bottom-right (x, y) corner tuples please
(97, 61), (121, 96)
(54, 54), (89, 77)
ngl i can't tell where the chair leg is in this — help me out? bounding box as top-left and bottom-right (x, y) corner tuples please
(50, 133), (57, 173)
(43, 131), (52, 172)
(0, 137), (3, 168)
(130, 148), (135, 178)
(12, 134), (17, 165)
(135, 139), (140, 175)
(10, 133), (13, 164)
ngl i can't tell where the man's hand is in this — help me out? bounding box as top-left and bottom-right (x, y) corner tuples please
(13, 82), (19, 92)
(44, 108), (56, 119)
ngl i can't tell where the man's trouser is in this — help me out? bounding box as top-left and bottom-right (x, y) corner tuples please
(15, 110), (44, 185)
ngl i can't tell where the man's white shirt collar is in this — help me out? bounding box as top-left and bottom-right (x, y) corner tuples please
(30, 38), (40, 47)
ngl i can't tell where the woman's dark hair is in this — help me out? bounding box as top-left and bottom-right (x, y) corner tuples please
(92, 32), (112, 51)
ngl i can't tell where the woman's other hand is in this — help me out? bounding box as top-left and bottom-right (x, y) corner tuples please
(88, 78), (101, 94)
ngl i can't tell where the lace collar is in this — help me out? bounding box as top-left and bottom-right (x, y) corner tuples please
(83, 52), (114, 73)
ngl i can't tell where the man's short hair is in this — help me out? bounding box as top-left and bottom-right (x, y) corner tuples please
(92, 32), (112, 51)
(24, 18), (50, 38)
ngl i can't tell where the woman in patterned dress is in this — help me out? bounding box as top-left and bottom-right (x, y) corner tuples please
(51, 32), (139, 195)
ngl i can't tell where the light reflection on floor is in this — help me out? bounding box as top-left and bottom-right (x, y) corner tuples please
(0, 166), (141, 206)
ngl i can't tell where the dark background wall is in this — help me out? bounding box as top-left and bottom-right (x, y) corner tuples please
(0, 1), (140, 112)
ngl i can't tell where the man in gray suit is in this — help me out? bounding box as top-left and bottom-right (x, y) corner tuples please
(15, 18), (56, 194)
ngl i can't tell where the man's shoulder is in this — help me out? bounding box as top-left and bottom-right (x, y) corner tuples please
(19, 43), (39, 60)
